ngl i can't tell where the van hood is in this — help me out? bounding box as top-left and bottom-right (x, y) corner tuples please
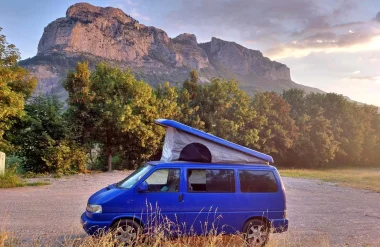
(88, 185), (133, 213)
(88, 186), (119, 203)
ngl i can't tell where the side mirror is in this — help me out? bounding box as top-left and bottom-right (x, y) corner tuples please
(137, 181), (148, 192)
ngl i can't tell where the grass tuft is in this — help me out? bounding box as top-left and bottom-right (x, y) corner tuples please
(0, 168), (51, 188)
(0, 168), (24, 188)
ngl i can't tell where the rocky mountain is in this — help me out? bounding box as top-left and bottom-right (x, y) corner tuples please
(20, 2), (324, 100)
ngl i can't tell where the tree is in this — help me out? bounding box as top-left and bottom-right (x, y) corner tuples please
(250, 92), (298, 158)
(65, 62), (179, 170)
(0, 27), (37, 151)
(7, 95), (87, 173)
(178, 74), (261, 147)
(121, 81), (179, 167)
(357, 104), (380, 166)
(283, 90), (339, 167)
(63, 61), (94, 146)
(176, 70), (205, 129)
(199, 78), (258, 146)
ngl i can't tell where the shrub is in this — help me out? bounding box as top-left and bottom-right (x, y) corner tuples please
(0, 166), (24, 188)
(42, 141), (88, 175)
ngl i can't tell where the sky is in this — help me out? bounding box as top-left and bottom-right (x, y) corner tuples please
(1, 0), (380, 106)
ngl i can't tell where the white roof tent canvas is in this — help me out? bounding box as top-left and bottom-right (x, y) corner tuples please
(155, 119), (274, 164)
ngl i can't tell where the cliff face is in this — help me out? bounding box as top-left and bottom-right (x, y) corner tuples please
(37, 3), (210, 70)
(21, 2), (323, 100)
(200, 38), (291, 81)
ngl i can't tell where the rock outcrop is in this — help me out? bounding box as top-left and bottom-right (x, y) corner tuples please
(200, 38), (290, 81)
(21, 2), (323, 100)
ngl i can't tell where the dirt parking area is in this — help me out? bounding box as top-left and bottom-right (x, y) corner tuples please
(0, 172), (380, 246)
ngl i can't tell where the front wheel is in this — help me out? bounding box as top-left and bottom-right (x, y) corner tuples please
(243, 219), (269, 247)
(111, 219), (142, 246)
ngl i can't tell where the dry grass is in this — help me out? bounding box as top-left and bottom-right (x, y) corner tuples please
(0, 229), (333, 247)
(279, 168), (380, 192)
(0, 166), (51, 188)
(0, 203), (331, 247)
(0, 168), (25, 188)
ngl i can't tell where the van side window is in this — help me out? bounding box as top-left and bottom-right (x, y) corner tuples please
(144, 169), (180, 192)
(239, 170), (278, 193)
(187, 169), (235, 193)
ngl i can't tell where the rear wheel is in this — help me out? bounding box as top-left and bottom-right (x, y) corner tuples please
(243, 219), (269, 247)
(111, 219), (142, 246)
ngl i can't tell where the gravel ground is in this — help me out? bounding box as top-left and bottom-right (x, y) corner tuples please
(281, 177), (380, 246)
(1, 172), (380, 246)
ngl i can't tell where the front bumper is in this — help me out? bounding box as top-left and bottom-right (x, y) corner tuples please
(81, 212), (111, 235)
(271, 218), (289, 233)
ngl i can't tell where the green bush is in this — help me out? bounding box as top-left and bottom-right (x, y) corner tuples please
(42, 141), (88, 175)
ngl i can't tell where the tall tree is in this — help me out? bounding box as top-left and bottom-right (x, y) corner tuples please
(65, 62), (179, 170)
(283, 90), (339, 167)
(63, 61), (94, 146)
(178, 74), (261, 147)
(7, 95), (86, 173)
(358, 104), (380, 166)
(176, 70), (205, 129)
(199, 78), (258, 146)
(121, 81), (179, 167)
(250, 92), (298, 157)
(0, 27), (37, 150)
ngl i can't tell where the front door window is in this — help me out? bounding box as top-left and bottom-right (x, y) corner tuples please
(144, 169), (180, 192)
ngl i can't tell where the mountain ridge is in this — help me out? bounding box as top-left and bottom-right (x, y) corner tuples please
(20, 2), (324, 100)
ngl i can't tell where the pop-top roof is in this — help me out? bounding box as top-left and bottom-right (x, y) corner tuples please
(155, 119), (274, 163)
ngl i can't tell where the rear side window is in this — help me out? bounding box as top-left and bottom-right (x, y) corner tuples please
(239, 170), (278, 193)
(187, 169), (235, 193)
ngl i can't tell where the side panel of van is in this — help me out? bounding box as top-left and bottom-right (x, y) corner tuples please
(133, 167), (185, 228)
(182, 192), (241, 234)
(233, 169), (286, 231)
(182, 168), (240, 234)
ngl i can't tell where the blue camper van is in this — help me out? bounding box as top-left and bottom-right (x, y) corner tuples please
(81, 119), (288, 246)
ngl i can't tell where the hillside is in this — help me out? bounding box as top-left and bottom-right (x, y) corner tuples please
(20, 2), (324, 100)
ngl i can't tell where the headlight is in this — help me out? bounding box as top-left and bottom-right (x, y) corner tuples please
(86, 204), (102, 213)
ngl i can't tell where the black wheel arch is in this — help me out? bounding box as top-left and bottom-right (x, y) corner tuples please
(110, 216), (143, 229)
(243, 216), (271, 231)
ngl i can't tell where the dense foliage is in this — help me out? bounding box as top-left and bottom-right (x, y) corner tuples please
(64, 62), (178, 170)
(174, 74), (380, 168)
(1, 26), (379, 171)
(0, 27), (37, 151)
(6, 96), (87, 174)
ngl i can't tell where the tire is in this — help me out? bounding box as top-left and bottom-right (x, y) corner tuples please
(111, 219), (142, 246)
(243, 219), (269, 247)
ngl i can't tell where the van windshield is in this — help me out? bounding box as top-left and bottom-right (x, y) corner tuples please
(117, 164), (153, 189)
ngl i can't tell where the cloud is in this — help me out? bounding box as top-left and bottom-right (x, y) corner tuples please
(266, 20), (380, 59)
(166, 0), (357, 44)
(164, 0), (380, 59)
(267, 35), (380, 59)
(346, 75), (380, 82)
